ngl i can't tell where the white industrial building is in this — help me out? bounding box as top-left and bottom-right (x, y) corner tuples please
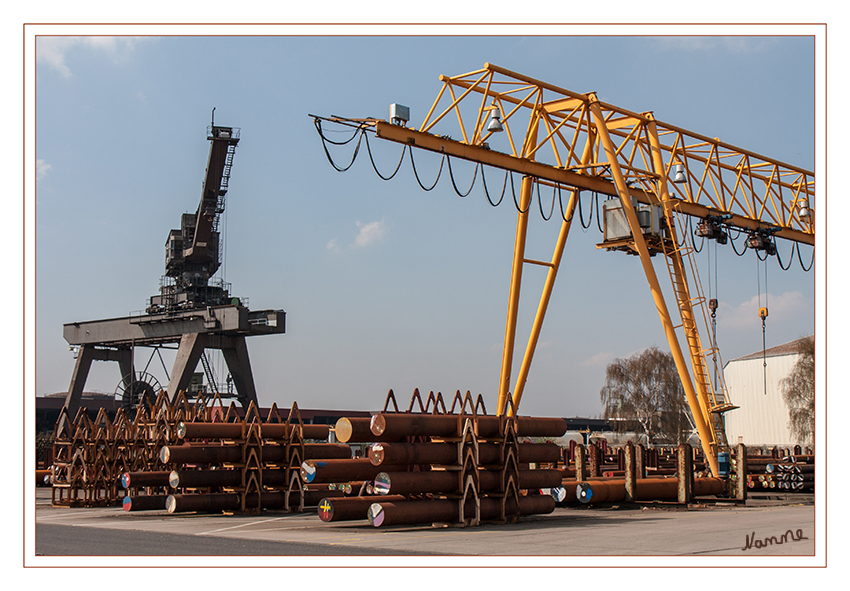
(722, 336), (813, 448)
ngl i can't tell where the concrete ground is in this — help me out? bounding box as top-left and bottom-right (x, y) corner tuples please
(30, 487), (819, 565)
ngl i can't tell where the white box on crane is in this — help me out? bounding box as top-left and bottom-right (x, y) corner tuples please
(602, 197), (663, 242)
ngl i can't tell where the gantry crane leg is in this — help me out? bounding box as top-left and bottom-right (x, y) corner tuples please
(588, 96), (719, 476)
(496, 174), (535, 416)
(499, 134), (596, 417)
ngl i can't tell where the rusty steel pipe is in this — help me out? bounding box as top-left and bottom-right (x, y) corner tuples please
(369, 413), (567, 441)
(120, 471), (171, 489)
(367, 499), (461, 527)
(165, 488), (349, 513)
(374, 469), (562, 495)
(166, 491), (293, 513)
(166, 492), (242, 513)
(177, 421), (330, 441)
(334, 417), (378, 443)
(368, 493), (557, 527)
(168, 468), (292, 489)
(369, 414), (462, 440)
(368, 441), (561, 467)
(159, 443), (351, 465)
(300, 458), (405, 484)
(576, 477), (725, 504)
(479, 493), (556, 518)
(317, 494), (408, 522)
(122, 495), (168, 512)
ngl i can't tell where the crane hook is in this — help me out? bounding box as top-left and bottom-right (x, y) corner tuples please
(759, 306), (768, 395)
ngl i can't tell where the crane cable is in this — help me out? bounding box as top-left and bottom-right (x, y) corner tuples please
(757, 256), (769, 395)
(706, 237), (719, 388)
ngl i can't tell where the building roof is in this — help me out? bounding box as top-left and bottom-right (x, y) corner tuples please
(728, 335), (813, 363)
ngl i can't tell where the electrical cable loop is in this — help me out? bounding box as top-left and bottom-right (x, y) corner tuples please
(446, 155), (479, 198)
(775, 239), (794, 271)
(536, 179), (556, 221)
(313, 117), (362, 146)
(409, 148), (445, 191)
(693, 230), (705, 254)
(577, 190), (593, 230)
(797, 242), (815, 272)
(481, 165), (508, 207)
(314, 118), (366, 172)
(364, 131), (406, 181)
(512, 173), (531, 214)
(729, 231), (749, 257)
(558, 186), (574, 223)
(595, 193), (603, 233)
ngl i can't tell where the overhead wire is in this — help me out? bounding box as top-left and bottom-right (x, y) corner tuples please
(480, 165), (509, 207)
(314, 117), (813, 275)
(364, 131), (406, 180)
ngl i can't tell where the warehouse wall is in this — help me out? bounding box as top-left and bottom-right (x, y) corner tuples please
(723, 353), (800, 446)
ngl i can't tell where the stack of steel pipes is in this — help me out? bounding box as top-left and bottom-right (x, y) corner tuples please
(325, 410), (569, 527)
(50, 390), (190, 508)
(574, 476), (725, 504)
(153, 411), (356, 515)
(746, 473), (777, 491)
(766, 456), (815, 493)
(735, 452), (815, 494)
(564, 442), (729, 505)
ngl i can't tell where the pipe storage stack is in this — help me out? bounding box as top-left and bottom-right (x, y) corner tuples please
(156, 403), (357, 515)
(50, 392), (366, 513)
(50, 390), (189, 507)
(322, 390), (568, 528)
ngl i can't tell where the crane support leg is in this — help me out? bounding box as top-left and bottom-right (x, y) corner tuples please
(507, 133), (595, 416)
(497, 174), (534, 415)
(167, 332), (259, 408)
(588, 96), (719, 476)
(167, 333), (208, 400)
(220, 336), (259, 408)
(60, 344), (134, 433)
(506, 192), (574, 416)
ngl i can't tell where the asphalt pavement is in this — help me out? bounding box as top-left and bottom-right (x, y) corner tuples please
(30, 487), (818, 564)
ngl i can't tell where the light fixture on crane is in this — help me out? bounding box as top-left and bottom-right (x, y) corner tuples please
(672, 162), (686, 183)
(486, 105), (503, 133)
(798, 197), (812, 221)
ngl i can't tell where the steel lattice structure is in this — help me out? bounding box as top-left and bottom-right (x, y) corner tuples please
(315, 63), (815, 477)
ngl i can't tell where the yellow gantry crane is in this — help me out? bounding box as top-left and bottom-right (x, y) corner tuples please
(315, 63), (814, 476)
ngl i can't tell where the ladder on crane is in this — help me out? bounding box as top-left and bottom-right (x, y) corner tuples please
(658, 209), (737, 455)
(213, 143), (237, 236)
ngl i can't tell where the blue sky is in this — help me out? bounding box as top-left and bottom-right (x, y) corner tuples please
(32, 30), (819, 418)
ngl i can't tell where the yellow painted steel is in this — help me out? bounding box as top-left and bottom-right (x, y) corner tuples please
(496, 174), (535, 417)
(506, 134), (596, 417)
(347, 63), (813, 475)
(587, 96), (719, 476)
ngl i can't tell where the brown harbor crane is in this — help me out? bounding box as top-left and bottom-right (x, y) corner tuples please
(61, 117), (285, 426)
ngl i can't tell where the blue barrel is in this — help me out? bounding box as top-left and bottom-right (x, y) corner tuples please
(717, 452), (731, 477)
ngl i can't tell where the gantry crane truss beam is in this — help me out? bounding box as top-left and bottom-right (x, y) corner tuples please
(337, 63), (814, 476)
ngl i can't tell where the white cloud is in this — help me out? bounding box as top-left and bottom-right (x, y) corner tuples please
(37, 36), (146, 78)
(326, 219), (389, 253)
(717, 290), (808, 331)
(581, 350), (615, 368)
(36, 159), (51, 180)
(353, 219), (388, 248)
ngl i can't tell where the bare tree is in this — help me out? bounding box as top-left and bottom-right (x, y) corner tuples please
(600, 347), (691, 445)
(781, 336), (815, 444)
